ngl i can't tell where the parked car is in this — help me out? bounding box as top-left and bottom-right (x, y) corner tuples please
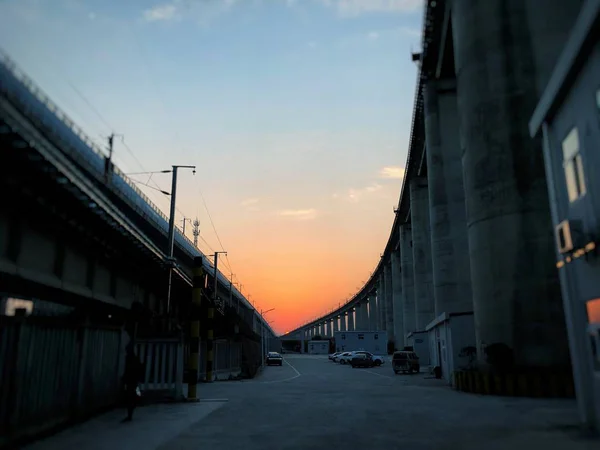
(353, 351), (385, 366)
(350, 353), (375, 368)
(266, 352), (283, 366)
(392, 351), (420, 374)
(337, 352), (355, 364)
(329, 352), (342, 361)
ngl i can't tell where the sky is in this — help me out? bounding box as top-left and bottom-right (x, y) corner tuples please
(0, 0), (423, 334)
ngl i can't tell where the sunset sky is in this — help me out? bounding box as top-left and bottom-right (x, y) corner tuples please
(0, 0), (423, 334)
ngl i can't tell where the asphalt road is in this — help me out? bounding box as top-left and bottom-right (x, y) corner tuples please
(27, 354), (595, 450)
(161, 354), (593, 450)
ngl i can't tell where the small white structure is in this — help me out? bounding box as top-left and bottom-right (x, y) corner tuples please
(425, 312), (476, 384)
(528, 0), (600, 432)
(407, 331), (429, 366)
(334, 331), (387, 355)
(308, 340), (329, 354)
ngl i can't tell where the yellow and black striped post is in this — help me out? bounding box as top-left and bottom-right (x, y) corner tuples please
(206, 293), (215, 382)
(187, 256), (203, 400)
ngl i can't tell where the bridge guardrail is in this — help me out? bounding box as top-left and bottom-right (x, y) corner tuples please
(0, 51), (200, 254)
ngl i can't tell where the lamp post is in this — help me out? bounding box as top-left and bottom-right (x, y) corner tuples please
(261, 308), (275, 367)
(166, 165), (196, 316)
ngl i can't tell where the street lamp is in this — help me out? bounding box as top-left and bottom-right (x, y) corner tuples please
(261, 308), (275, 367)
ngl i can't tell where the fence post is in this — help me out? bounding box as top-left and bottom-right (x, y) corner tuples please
(188, 256), (203, 400)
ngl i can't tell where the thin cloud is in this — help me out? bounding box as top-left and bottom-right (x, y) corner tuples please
(347, 183), (383, 202)
(241, 198), (259, 206)
(143, 3), (178, 22)
(316, 0), (422, 17)
(277, 209), (318, 220)
(141, 0), (241, 25)
(367, 31), (379, 40)
(379, 166), (405, 179)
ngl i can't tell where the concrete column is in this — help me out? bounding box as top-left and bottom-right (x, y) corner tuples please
(377, 277), (386, 331)
(452, 0), (578, 366)
(368, 294), (377, 331)
(347, 309), (355, 331)
(424, 79), (473, 316)
(384, 262), (394, 341)
(410, 178), (435, 330)
(359, 302), (368, 330)
(340, 314), (346, 332)
(391, 248), (404, 349)
(319, 323), (323, 337)
(333, 317), (339, 334)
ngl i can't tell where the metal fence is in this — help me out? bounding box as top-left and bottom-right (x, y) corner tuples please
(135, 338), (183, 399)
(0, 316), (125, 447)
(184, 339), (242, 381)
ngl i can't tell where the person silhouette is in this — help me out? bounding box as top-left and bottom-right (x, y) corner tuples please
(121, 343), (143, 422)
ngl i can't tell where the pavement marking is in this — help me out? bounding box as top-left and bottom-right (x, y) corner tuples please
(362, 369), (394, 379)
(260, 359), (302, 384)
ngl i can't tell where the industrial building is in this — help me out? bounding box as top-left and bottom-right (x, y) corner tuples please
(334, 331), (388, 355)
(529, 0), (600, 431)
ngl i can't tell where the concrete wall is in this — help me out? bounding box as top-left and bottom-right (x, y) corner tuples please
(384, 261), (394, 342)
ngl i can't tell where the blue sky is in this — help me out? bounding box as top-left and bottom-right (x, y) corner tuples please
(0, 0), (423, 330)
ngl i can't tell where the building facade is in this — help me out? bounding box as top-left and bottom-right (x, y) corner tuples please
(529, 0), (600, 431)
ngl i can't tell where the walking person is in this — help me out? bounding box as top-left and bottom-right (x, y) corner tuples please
(121, 343), (143, 422)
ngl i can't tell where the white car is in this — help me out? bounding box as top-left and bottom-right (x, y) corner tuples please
(336, 352), (354, 364)
(354, 351), (385, 366)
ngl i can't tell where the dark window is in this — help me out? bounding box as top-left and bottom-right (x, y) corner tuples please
(374, 334), (378, 340)
(358, 333), (364, 340)
(341, 334), (346, 340)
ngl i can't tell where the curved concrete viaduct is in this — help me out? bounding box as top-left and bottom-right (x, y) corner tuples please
(283, 0), (580, 375)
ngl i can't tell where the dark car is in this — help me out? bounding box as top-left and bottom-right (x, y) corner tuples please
(266, 352), (283, 366)
(392, 351), (420, 374)
(350, 353), (375, 368)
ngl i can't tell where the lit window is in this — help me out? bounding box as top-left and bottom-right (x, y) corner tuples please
(562, 127), (586, 202)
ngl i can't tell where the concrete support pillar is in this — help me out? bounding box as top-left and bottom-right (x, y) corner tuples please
(377, 277), (386, 331)
(318, 323), (323, 337)
(368, 294), (377, 331)
(424, 79), (473, 316)
(400, 224), (416, 336)
(391, 248), (404, 349)
(359, 302), (368, 330)
(384, 262), (394, 341)
(340, 314), (346, 332)
(410, 178), (435, 330)
(333, 316), (339, 334)
(347, 309), (355, 332)
(452, 0), (576, 367)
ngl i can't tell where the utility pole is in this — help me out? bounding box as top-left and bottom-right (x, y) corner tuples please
(260, 308), (275, 367)
(166, 165), (196, 316)
(181, 217), (192, 235)
(212, 252), (227, 312)
(192, 218), (200, 248)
